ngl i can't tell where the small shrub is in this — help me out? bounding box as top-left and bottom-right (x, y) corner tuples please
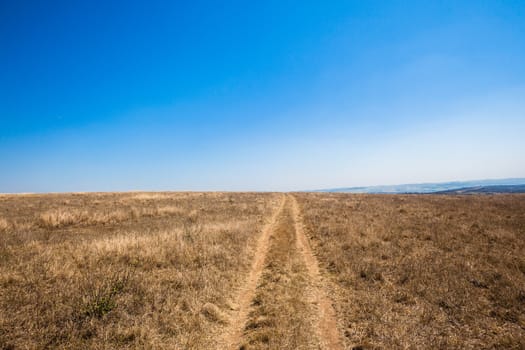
(82, 269), (132, 319)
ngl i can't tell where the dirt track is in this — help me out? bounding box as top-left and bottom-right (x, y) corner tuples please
(291, 196), (344, 350)
(219, 194), (344, 349)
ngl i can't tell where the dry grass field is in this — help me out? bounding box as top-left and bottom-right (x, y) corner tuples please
(0, 192), (281, 349)
(295, 193), (525, 349)
(1, 192), (524, 349)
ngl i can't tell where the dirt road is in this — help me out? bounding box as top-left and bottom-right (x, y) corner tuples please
(218, 194), (344, 349)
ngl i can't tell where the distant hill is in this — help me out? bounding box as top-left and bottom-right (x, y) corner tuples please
(434, 184), (525, 194)
(315, 178), (525, 194)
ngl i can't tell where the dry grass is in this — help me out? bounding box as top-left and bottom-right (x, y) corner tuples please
(0, 218), (10, 232)
(295, 193), (525, 349)
(37, 205), (185, 228)
(1, 192), (198, 232)
(2, 191), (524, 349)
(0, 192), (281, 349)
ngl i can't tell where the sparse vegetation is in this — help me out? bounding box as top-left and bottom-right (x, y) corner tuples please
(0, 192), (281, 349)
(295, 193), (525, 349)
(1, 192), (524, 349)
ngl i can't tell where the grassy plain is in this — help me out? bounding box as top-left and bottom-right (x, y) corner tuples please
(295, 193), (525, 349)
(0, 192), (281, 349)
(1, 192), (524, 349)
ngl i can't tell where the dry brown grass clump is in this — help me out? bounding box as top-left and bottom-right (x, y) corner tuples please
(295, 193), (525, 349)
(0, 192), (281, 349)
(0, 218), (10, 232)
(37, 205), (184, 228)
(38, 208), (91, 228)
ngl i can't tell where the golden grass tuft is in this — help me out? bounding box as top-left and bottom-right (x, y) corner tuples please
(36, 205), (186, 229)
(0, 217), (10, 232)
(38, 208), (89, 228)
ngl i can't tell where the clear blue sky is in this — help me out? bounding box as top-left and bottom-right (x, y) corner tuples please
(1, 0), (524, 192)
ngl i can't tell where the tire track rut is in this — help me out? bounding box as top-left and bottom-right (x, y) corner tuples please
(217, 195), (285, 349)
(291, 195), (344, 350)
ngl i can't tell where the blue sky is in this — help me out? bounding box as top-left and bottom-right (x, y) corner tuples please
(1, 0), (524, 192)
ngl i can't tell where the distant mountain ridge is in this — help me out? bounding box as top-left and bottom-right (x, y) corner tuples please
(315, 178), (525, 194)
(434, 184), (525, 194)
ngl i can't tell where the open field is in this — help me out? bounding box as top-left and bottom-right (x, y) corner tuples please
(1, 192), (524, 349)
(0, 192), (281, 349)
(295, 193), (525, 349)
